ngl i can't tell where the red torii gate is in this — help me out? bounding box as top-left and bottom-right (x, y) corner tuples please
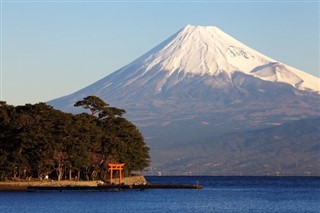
(107, 163), (125, 185)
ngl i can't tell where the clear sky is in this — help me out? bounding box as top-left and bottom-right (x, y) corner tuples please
(1, 0), (319, 105)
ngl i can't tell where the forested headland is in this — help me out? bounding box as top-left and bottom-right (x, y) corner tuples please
(0, 96), (150, 181)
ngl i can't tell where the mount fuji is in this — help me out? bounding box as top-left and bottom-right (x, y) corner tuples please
(49, 25), (320, 175)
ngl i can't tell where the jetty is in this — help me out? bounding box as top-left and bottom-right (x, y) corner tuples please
(26, 183), (203, 192)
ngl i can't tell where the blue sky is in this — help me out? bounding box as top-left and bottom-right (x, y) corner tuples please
(1, 1), (319, 105)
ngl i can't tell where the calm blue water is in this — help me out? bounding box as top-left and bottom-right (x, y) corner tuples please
(1, 176), (319, 213)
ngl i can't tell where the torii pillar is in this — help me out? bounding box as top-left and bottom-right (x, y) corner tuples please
(107, 163), (125, 185)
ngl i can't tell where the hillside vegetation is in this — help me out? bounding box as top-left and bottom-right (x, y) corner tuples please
(0, 96), (150, 181)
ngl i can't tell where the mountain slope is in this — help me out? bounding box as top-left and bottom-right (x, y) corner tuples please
(149, 117), (320, 176)
(49, 25), (320, 175)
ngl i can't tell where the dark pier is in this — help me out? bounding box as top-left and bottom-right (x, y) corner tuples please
(27, 184), (203, 192)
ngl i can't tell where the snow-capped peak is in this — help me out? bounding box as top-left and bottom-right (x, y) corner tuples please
(128, 24), (319, 92)
(140, 24), (273, 76)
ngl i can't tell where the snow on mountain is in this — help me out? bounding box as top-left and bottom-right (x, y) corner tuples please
(142, 25), (272, 76)
(49, 24), (320, 110)
(49, 24), (320, 113)
(251, 62), (319, 92)
(113, 24), (319, 93)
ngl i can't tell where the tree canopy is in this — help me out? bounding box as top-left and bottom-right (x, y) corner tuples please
(0, 96), (149, 181)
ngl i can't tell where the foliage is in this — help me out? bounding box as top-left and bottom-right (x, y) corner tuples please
(0, 97), (149, 181)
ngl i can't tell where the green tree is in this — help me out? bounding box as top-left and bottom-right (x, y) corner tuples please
(102, 117), (150, 175)
(0, 96), (150, 181)
(75, 96), (150, 175)
(12, 103), (58, 179)
(0, 102), (16, 179)
(65, 113), (100, 180)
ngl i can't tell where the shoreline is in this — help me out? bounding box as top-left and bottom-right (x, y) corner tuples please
(0, 175), (147, 192)
(0, 180), (103, 191)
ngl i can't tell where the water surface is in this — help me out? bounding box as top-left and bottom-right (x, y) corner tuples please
(1, 176), (319, 213)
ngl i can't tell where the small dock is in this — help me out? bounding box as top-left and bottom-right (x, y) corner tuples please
(27, 184), (203, 192)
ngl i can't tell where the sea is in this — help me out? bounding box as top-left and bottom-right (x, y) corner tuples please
(0, 176), (319, 213)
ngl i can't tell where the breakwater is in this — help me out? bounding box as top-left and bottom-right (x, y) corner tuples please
(27, 183), (203, 192)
